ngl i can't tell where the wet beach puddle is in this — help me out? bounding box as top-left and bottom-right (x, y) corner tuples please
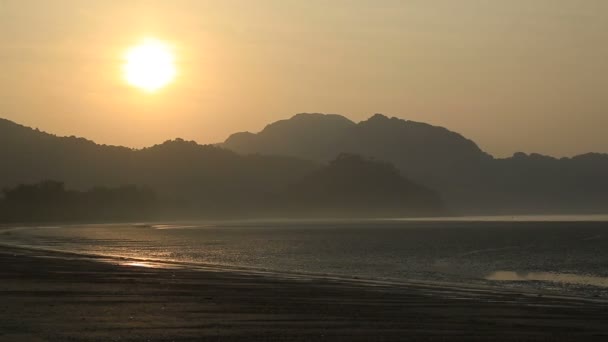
(486, 271), (608, 288)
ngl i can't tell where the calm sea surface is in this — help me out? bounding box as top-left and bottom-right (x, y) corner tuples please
(3, 216), (608, 297)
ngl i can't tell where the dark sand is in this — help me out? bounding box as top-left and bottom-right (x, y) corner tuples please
(1, 247), (608, 341)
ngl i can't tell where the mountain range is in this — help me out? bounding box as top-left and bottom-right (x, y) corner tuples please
(223, 113), (608, 214)
(2, 112), (607, 218)
(0, 117), (445, 221)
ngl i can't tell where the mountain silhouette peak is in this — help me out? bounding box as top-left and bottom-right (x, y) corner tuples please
(291, 112), (354, 122)
(261, 113), (356, 133)
(223, 112), (489, 166)
(367, 113), (391, 121)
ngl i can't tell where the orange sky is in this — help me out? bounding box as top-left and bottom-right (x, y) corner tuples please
(1, 0), (607, 157)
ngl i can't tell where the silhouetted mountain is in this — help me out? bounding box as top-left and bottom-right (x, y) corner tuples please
(225, 113), (357, 161)
(0, 118), (318, 219)
(0, 118), (445, 221)
(282, 154), (446, 217)
(223, 113), (489, 211)
(225, 113), (488, 173)
(486, 152), (608, 214)
(223, 113), (608, 214)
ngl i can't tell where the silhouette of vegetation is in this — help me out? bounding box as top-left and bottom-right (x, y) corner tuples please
(0, 181), (157, 223)
(0, 154), (445, 222)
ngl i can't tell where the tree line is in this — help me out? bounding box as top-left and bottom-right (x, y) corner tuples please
(0, 181), (157, 223)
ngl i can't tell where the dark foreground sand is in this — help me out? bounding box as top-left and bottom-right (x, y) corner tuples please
(1, 247), (608, 341)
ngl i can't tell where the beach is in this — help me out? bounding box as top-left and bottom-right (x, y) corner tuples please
(1, 246), (608, 341)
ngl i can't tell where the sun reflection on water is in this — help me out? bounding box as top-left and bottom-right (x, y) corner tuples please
(120, 261), (163, 268)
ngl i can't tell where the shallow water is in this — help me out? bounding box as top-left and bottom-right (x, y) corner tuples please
(2, 217), (608, 297)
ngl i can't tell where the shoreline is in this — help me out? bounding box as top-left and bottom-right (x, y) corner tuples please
(2, 213), (608, 228)
(1, 245), (608, 341)
(5, 242), (608, 305)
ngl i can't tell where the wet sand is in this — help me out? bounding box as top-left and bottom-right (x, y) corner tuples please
(1, 247), (608, 341)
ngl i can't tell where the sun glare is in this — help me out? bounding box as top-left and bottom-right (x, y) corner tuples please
(123, 38), (177, 92)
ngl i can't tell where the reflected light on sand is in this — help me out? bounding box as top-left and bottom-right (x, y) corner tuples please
(486, 271), (608, 288)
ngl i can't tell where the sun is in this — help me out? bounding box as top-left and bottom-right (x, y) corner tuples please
(123, 38), (177, 92)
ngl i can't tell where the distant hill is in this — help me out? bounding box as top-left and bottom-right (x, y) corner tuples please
(0, 118), (444, 220)
(281, 153), (446, 217)
(223, 113), (608, 214)
(224, 113), (490, 192)
(486, 152), (608, 214)
(224, 113), (488, 173)
(225, 113), (358, 161)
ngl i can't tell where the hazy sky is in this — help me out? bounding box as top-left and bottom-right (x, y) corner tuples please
(1, 0), (607, 157)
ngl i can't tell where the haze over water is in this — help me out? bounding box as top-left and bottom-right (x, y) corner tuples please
(4, 217), (608, 298)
